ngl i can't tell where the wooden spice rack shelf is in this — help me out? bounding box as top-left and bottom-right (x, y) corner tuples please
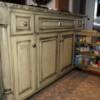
(74, 30), (100, 75)
(77, 66), (100, 75)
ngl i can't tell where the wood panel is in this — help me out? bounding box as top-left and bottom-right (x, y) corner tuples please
(55, 0), (69, 11)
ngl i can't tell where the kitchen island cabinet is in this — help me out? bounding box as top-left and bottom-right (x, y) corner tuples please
(0, 2), (85, 100)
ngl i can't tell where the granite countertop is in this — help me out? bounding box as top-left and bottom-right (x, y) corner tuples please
(0, 1), (86, 25)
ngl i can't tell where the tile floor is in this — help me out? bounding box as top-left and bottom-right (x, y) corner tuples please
(28, 70), (100, 100)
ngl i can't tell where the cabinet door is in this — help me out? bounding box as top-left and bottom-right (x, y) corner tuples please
(37, 34), (58, 88)
(60, 33), (74, 72)
(11, 36), (36, 100)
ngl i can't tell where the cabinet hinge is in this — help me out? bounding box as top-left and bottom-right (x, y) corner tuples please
(0, 89), (13, 95)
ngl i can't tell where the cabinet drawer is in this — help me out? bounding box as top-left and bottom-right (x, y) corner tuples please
(35, 16), (75, 33)
(35, 15), (61, 33)
(75, 19), (83, 29)
(60, 19), (74, 29)
(11, 11), (34, 35)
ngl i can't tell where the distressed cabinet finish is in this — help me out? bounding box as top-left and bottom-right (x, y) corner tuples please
(37, 34), (58, 88)
(60, 32), (74, 73)
(11, 36), (36, 100)
(0, 2), (85, 100)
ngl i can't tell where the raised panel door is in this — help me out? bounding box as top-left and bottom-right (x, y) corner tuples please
(37, 34), (58, 88)
(11, 36), (36, 100)
(60, 33), (73, 72)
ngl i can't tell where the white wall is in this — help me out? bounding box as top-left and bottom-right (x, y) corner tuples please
(69, 0), (73, 12)
(46, 0), (56, 9)
(85, 0), (95, 29)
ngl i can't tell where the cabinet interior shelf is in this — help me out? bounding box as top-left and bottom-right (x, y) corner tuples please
(78, 66), (100, 75)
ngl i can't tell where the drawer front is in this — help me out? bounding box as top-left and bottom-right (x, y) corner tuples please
(35, 15), (61, 33)
(11, 11), (34, 35)
(60, 19), (74, 29)
(35, 16), (75, 33)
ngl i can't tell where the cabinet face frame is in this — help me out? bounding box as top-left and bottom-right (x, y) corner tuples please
(60, 32), (74, 72)
(37, 33), (59, 88)
(11, 35), (36, 100)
